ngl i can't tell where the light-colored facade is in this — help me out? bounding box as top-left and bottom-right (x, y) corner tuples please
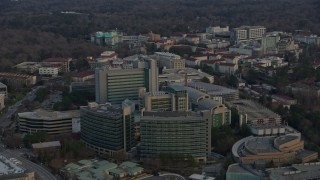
(14, 62), (41, 73)
(154, 52), (185, 69)
(0, 72), (36, 89)
(162, 85), (189, 112)
(39, 67), (59, 76)
(232, 134), (318, 166)
(42, 58), (72, 72)
(80, 102), (135, 157)
(0, 94), (4, 110)
(140, 111), (211, 162)
(231, 26), (266, 44)
(95, 58), (158, 104)
(18, 109), (80, 135)
(139, 86), (189, 112)
(0, 82), (7, 98)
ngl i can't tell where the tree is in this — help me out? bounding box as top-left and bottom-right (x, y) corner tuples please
(227, 75), (239, 88)
(201, 76), (211, 83)
(239, 124), (251, 137)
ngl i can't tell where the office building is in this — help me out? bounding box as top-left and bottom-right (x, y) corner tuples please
(231, 26), (266, 44)
(42, 58), (72, 72)
(91, 31), (122, 48)
(153, 52), (185, 69)
(162, 85), (189, 112)
(39, 67), (59, 76)
(226, 163), (266, 180)
(95, 58), (158, 104)
(140, 111), (211, 162)
(139, 87), (188, 112)
(18, 109), (80, 135)
(80, 101), (135, 157)
(14, 62), (41, 73)
(0, 72), (36, 89)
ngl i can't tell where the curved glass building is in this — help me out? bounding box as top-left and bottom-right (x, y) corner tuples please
(80, 101), (135, 157)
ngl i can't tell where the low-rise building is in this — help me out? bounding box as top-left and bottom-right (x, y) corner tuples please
(0, 94), (5, 110)
(188, 82), (239, 102)
(32, 141), (61, 158)
(0, 82), (7, 98)
(232, 134), (318, 166)
(18, 109), (80, 135)
(226, 99), (281, 126)
(60, 159), (143, 180)
(39, 67), (59, 76)
(14, 62), (41, 73)
(0, 72), (37, 89)
(42, 58), (72, 72)
(159, 68), (214, 84)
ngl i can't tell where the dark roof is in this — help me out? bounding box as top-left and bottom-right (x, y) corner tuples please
(43, 58), (71, 63)
(72, 71), (94, 78)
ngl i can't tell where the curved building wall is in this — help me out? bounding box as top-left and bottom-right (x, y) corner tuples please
(80, 107), (135, 157)
(19, 117), (72, 135)
(140, 115), (208, 161)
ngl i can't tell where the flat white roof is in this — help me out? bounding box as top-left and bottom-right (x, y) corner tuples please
(32, 141), (61, 149)
(189, 174), (215, 180)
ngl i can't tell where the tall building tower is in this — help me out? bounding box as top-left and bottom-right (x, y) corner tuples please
(95, 58), (158, 104)
(231, 26), (266, 44)
(80, 101), (135, 157)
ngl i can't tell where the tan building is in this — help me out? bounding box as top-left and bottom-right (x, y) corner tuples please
(0, 72), (37, 89)
(0, 94), (4, 110)
(0, 82), (7, 98)
(42, 58), (72, 72)
(154, 52), (185, 69)
(232, 134), (318, 166)
(71, 71), (94, 82)
(139, 87), (188, 112)
(32, 141), (61, 158)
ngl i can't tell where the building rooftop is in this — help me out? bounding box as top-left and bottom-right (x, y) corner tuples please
(32, 141), (61, 149)
(154, 52), (181, 60)
(0, 82), (7, 88)
(267, 162), (320, 180)
(80, 103), (123, 119)
(18, 109), (80, 120)
(184, 86), (210, 103)
(72, 71), (94, 78)
(0, 72), (36, 78)
(274, 135), (299, 146)
(197, 99), (222, 111)
(225, 99), (280, 121)
(188, 82), (239, 97)
(42, 58), (71, 63)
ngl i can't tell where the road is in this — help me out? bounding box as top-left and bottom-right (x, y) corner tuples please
(0, 86), (45, 128)
(1, 149), (57, 180)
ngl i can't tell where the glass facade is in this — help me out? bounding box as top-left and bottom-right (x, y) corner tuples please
(80, 106), (135, 156)
(140, 115), (208, 159)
